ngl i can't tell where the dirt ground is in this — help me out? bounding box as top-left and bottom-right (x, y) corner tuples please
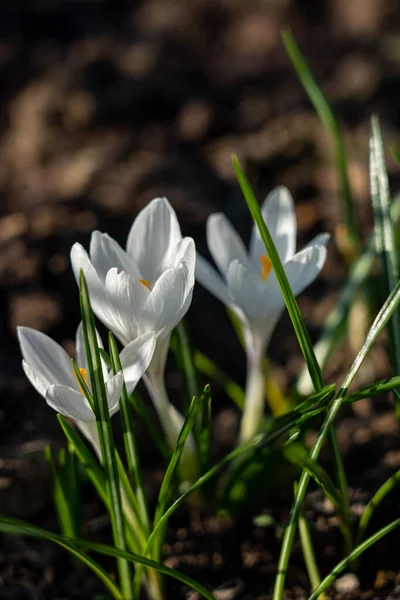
(1, 0), (400, 598)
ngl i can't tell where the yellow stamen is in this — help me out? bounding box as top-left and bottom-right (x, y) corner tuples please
(260, 254), (272, 281)
(73, 367), (88, 394)
(139, 279), (151, 290)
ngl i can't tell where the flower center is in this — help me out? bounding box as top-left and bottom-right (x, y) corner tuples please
(260, 254), (272, 281)
(73, 367), (88, 395)
(139, 279), (151, 290)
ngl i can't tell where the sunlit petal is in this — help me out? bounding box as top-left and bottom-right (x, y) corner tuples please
(207, 213), (251, 277)
(249, 186), (296, 267)
(126, 197), (182, 283)
(46, 384), (94, 421)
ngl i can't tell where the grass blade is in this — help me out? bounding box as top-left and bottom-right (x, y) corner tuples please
(233, 156), (324, 394)
(0, 516), (217, 600)
(108, 333), (149, 536)
(370, 116), (400, 420)
(172, 321), (199, 414)
(308, 517), (400, 600)
(79, 271), (132, 597)
(282, 29), (359, 252)
(0, 517), (123, 599)
(194, 351), (244, 409)
(273, 278), (400, 599)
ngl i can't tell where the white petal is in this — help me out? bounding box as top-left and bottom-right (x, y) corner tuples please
(195, 254), (232, 306)
(76, 421), (101, 460)
(22, 360), (49, 398)
(104, 268), (147, 344)
(18, 327), (75, 389)
(227, 260), (271, 326)
(250, 187), (296, 267)
(126, 197), (182, 283)
(171, 237), (196, 291)
(227, 261), (282, 345)
(46, 384), (95, 421)
(206, 213), (251, 278)
(70, 244), (119, 335)
(75, 323), (107, 382)
(105, 371), (123, 416)
(90, 231), (140, 281)
(141, 266), (189, 340)
(283, 233), (330, 297)
(119, 332), (156, 395)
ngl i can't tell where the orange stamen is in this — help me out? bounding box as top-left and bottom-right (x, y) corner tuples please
(73, 367), (88, 394)
(139, 279), (151, 290)
(260, 254), (272, 281)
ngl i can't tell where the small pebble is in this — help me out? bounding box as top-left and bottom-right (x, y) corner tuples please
(335, 573), (360, 593)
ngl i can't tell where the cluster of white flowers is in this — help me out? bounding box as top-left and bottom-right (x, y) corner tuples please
(18, 190), (329, 464)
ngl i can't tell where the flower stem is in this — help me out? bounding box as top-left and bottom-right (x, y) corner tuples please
(145, 369), (198, 483)
(239, 338), (265, 444)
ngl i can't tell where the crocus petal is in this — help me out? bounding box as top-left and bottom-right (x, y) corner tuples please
(90, 231), (141, 282)
(249, 187), (296, 267)
(77, 421), (101, 459)
(227, 260), (272, 327)
(283, 233), (330, 297)
(22, 360), (49, 398)
(105, 371), (124, 416)
(119, 332), (156, 395)
(206, 213), (251, 278)
(104, 268), (148, 344)
(18, 327), (75, 390)
(141, 266), (189, 340)
(70, 243), (119, 336)
(75, 323), (108, 382)
(46, 384), (94, 421)
(172, 237), (196, 291)
(126, 197), (182, 283)
(195, 254), (232, 306)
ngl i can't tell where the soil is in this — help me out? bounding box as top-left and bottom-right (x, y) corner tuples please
(1, 0), (400, 598)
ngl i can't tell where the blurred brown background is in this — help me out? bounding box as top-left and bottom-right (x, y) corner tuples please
(1, 0), (400, 597)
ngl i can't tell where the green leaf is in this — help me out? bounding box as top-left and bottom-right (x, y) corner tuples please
(308, 517), (400, 600)
(0, 516), (122, 599)
(273, 277), (400, 599)
(282, 29), (359, 251)
(0, 516), (217, 600)
(194, 351), (244, 409)
(44, 446), (80, 539)
(232, 156), (324, 395)
(370, 116), (400, 420)
(297, 192), (400, 397)
(79, 271), (133, 596)
(109, 333), (150, 538)
(172, 321), (199, 414)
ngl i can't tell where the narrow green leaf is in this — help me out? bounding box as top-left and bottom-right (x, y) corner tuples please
(58, 415), (109, 506)
(109, 332), (150, 537)
(308, 517), (400, 600)
(0, 517), (122, 599)
(128, 391), (170, 462)
(357, 468), (400, 546)
(79, 271), (132, 597)
(297, 192), (400, 396)
(233, 156), (324, 394)
(282, 29), (359, 251)
(273, 277), (400, 599)
(194, 351), (244, 409)
(44, 447), (78, 539)
(370, 116), (400, 420)
(172, 321), (199, 414)
(0, 516), (216, 600)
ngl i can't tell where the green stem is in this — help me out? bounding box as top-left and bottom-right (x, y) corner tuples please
(297, 486), (325, 598)
(79, 272), (133, 599)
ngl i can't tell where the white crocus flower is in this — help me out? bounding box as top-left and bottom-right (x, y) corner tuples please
(18, 323), (155, 458)
(70, 197), (197, 478)
(196, 186), (329, 444)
